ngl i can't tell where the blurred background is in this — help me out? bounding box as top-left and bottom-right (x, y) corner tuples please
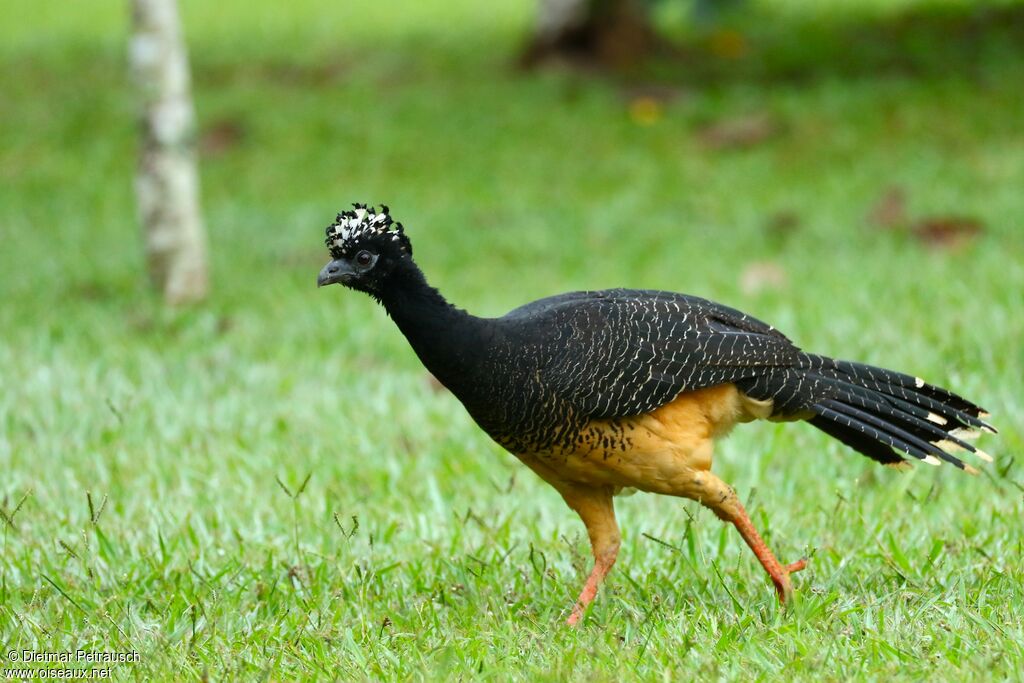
(1, 0), (1022, 677)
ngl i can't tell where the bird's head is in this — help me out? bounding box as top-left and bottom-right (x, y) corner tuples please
(317, 204), (413, 294)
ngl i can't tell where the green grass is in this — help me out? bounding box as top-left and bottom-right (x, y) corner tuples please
(2, 0), (1023, 679)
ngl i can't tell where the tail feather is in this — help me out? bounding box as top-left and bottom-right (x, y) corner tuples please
(806, 414), (906, 466)
(825, 374), (953, 425)
(807, 355), (996, 435)
(810, 406), (947, 466)
(828, 386), (979, 454)
(861, 379), (993, 434)
(750, 354), (996, 471)
(819, 398), (967, 468)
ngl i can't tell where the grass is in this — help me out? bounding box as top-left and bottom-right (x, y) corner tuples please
(1, 0), (1023, 679)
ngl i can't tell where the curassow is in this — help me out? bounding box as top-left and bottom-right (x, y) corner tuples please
(317, 204), (996, 625)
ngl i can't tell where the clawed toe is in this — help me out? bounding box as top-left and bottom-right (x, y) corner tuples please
(785, 558), (808, 574)
(773, 558), (809, 603)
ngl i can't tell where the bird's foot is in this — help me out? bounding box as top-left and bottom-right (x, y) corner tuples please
(565, 583), (599, 627)
(785, 559), (808, 574)
(772, 558), (808, 604)
(563, 545), (617, 627)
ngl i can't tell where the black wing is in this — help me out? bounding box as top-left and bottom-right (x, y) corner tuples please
(502, 289), (803, 420)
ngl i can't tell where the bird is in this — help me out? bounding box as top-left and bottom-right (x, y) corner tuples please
(317, 204), (996, 626)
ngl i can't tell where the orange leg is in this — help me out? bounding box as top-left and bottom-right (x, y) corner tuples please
(729, 500), (806, 602)
(690, 471), (807, 602)
(557, 484), (620, 626)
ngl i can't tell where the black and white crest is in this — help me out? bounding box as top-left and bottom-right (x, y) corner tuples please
(325, 204), (411, 258)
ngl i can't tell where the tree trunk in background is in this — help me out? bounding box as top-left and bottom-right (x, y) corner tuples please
(129, 0), (208, 304)
(521, 0), (658, 68)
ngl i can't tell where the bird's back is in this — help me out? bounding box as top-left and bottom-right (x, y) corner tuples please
(463, 288), (802, 453)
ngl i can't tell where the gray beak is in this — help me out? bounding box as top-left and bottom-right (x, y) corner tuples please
(317, 258), (355, 287)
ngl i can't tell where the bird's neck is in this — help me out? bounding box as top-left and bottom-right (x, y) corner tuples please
(378, 259), (488, 390)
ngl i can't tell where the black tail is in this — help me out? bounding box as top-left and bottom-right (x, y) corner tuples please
(740, 355), (997, 471)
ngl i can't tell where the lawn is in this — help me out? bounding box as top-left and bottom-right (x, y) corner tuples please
(1, 0), (1023, 679)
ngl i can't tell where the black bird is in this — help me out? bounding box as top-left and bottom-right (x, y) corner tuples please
(317, 204), (996, 625)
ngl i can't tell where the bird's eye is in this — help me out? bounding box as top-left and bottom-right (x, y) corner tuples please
(354, 250), (376, 270)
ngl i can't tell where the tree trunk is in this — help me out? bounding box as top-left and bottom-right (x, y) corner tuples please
(521, 0), (658, 68)
(129, 0), (208, 304)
